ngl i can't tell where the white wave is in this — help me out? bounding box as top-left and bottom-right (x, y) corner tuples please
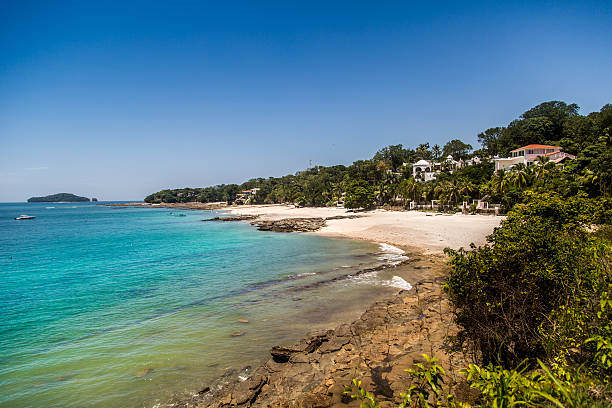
(378, 243), (404, 254)
(377, 243), (409, 266)
(348, 271), (378, 282)
(381, 276), (413, 290)
(295, 272), (316, 277)
(343, 271), (378, 287)
(45, 206), (55, 209)
(347, 272), (412, 291)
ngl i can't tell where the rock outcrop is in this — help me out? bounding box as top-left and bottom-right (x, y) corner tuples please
(324, 215), (363, 221)
(250, 218), (327, 232)
(203, 215), (260, 222)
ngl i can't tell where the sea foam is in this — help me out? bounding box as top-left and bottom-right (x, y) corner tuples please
(377, 243), (409, 266)
(382, 276), (413, 290)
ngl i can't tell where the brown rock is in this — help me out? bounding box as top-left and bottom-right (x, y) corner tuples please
(133, 368), (153, 378)
(251, 218), (326, 232)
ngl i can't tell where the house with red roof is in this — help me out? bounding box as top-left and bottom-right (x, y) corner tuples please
(494, 144), (576, 171)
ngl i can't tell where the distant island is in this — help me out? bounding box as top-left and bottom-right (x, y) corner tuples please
(27, 193), (91, 203)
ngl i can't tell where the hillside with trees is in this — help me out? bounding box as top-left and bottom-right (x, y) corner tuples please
(27, 193), (91, 202)
(145, 101), (611, 211)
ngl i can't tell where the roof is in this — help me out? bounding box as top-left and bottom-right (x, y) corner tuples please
(510, 144), (561, 152)
(413, 159), (431, 166)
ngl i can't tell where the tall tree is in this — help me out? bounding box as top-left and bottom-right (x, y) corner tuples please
(415, 143), (433, 160)
(442, 139), (472, 160)
(432, 144), (442, 161)
(373, 144), (410, 172)
(477, 127), (504, 155)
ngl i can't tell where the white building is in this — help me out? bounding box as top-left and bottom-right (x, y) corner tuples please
(412, 159), (437, 182)
(234, 188), (260, 205)
(410, 155), (464, 182)
(494, 144), (575, 171)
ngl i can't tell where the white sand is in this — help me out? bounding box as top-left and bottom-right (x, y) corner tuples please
(226, 205), (503, 253)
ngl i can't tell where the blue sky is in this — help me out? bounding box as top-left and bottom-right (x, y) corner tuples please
(1, 1), (611, 201)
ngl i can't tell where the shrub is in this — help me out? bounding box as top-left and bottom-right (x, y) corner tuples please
(444, 192), (610, 366)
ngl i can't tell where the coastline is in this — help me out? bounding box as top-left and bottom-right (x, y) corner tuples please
(170, 250), (470, 407)
(225, 204), (503, 254)
(165, 205), (502, 407)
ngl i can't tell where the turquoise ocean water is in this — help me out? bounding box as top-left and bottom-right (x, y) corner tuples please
(0, 203), (409, 407)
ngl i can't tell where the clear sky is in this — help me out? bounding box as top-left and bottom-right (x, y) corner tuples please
(1, 1), (611, 201)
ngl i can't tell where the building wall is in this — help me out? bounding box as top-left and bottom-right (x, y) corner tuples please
(494, 156), (526, 171)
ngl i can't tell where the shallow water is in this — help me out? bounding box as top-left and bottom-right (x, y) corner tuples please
(0, 203), (411, 407)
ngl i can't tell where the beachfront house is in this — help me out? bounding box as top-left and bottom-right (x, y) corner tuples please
(234, 188), (261, 205)
(493, 144), (576, 171)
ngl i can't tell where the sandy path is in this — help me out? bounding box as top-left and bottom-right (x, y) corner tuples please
(226, 205), (502, 253)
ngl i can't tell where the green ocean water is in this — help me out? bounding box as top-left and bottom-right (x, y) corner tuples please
(0, 203), (410, 407)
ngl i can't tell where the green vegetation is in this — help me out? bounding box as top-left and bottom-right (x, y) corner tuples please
(145, 101), (612, 213)
(339, 101), (612, 405)
(444, 193), (611, 366)
(344, 180), (376, 209)
(27, 193), (90, 202)
(345, 194), (611, 406)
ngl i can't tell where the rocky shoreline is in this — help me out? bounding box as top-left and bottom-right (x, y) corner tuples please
(251, 217), (327, 232)
(203, 215), (260, 222)
(168, 253), (473, 408)
(202, 214), (364, 233)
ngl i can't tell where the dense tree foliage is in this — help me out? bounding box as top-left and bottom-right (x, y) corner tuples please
(445, 193), (611, 365)
(344, 180), (376, 209)
(442, 139), (472, 160)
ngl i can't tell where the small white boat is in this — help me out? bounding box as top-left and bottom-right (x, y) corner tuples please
(15, 215), (36, 220)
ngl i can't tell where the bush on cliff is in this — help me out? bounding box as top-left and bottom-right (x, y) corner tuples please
(444, 192), (611, 367)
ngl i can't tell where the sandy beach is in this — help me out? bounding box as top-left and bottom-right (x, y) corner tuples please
(226, 205), (503, 253)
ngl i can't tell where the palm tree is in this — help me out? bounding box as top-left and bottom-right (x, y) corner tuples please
(533, 156), (554, 181)
(460, 180), (475, 200)
(491, 170), (512, 208)
(439, 179), (473, 207)
(581, 169), (599, 190)
(397, 179), (414, 206)
(421, 182), (435, 203)
(511, 163), (531, 189)
(410, 179), (422, 203)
